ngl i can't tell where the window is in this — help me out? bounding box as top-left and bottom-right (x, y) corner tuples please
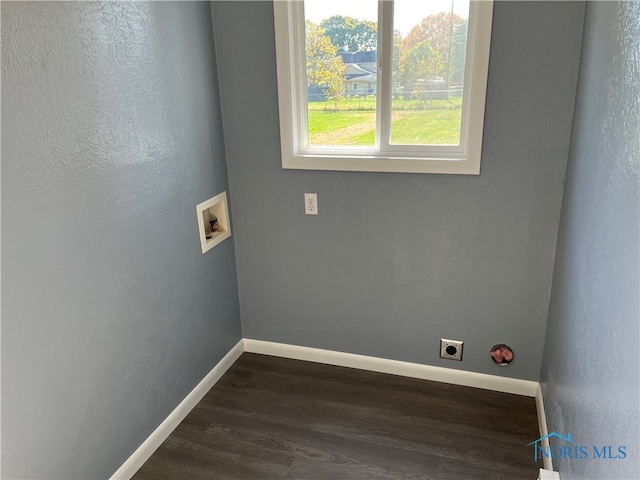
(273, 0), (493, 174)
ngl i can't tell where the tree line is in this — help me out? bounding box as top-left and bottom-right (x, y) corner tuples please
(306, 13), (468, 101)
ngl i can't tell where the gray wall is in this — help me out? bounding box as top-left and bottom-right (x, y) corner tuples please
(1, 2), (241, 479)
(539, 2), (639, 479)
(212, 1), (584, 380)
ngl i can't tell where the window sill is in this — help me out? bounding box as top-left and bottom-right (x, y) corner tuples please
(282, 153), (481, 175)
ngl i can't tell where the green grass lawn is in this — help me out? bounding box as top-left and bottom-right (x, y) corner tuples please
(308, 97), (462, 146)
(308, 110), (376, 146)
(390, 109), (462, 145)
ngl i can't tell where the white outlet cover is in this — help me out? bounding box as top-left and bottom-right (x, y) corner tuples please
(304, 193), (318, 215)
(440, 338), (464, 361)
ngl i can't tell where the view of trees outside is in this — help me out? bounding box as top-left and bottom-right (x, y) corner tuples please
(304, 0), (469, 147)
(305, 21), (346, 109)
(320, 16), (377, 52)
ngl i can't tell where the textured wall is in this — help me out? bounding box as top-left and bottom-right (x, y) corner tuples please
(539, 2), (639, 478)
(1, 2), (241, 478)
(212, 1), (584, 380)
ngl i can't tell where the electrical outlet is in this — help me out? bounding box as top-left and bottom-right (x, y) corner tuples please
(440, 338), (464, 361)
(304, 193), (318, 215)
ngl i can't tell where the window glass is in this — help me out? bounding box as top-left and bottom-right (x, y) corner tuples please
(304, 0), (378, 147)
(391, 0), (470, 146)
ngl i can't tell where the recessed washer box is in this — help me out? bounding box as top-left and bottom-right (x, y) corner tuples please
(196, 192), (231, 254)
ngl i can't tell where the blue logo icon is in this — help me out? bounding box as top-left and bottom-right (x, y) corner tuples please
(527, 432), (626, 462)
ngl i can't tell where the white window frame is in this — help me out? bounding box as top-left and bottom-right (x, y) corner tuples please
(273, 0), (494, 175)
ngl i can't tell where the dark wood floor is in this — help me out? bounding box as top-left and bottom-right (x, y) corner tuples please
(133, 353), (542, 480)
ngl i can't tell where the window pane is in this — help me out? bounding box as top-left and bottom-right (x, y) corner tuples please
(304, 0), (378, 147)
(391, 0), (470, 146)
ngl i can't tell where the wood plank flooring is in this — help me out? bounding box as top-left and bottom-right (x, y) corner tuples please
(133, 353), (542, 480)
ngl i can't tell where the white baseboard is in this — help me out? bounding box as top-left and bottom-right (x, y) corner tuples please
(109, 339), (244, 480)
(535, 384), (554, 471)
(243, 339), (538, 397)
(538, 468), (560, 480)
